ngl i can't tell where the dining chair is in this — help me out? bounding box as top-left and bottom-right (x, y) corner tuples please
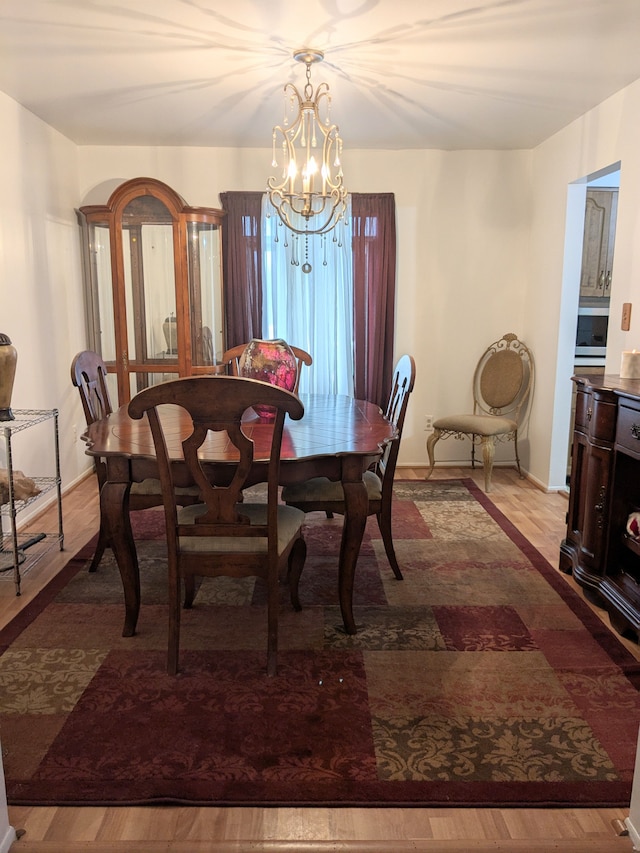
(128, 375), (307, 677)
(221, 343), (312, 393)
(281, 354), (416, 581)
(71, 350), (200, 572)
(425, 333), (534, 491)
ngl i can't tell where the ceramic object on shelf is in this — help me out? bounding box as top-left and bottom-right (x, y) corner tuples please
(0, 334), (17, 421)
(239, 338), (297, 420)
(163, 314), (178, 354)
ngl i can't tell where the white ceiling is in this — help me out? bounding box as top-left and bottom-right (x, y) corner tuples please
(1, 0), (640, 150)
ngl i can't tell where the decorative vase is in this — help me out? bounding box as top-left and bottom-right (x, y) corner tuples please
(163, 314), (178, 354)
(0, 333), (17, 422)
(239, 338), (297, 420)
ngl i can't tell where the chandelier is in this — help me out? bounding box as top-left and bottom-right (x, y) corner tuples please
(267, 49), (347, 236)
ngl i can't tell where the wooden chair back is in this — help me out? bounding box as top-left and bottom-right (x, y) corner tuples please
(128, 375), (306, 675)
(377, 354), (417, 502)
(70, 350), (203, 573)
(281, 353), (416, 583)
(70, 350), (113, 426)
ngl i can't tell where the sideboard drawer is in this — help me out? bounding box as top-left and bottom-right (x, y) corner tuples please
(616, 401), (640, 457)
(587, 391), (617, 443)
(574, 389), (589, 430)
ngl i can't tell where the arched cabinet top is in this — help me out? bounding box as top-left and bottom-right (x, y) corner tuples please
(78, 176), (225, 224)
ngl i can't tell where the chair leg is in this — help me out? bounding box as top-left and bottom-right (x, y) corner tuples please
(183, 575), (196, 608)
(481, 436), (496, 492)
(287, 537), (307, 612)
(266, 560), (281, 678)
(167, 562), (181, 676)
(425, 429), (442, 480)
(88, 519), (109, 572)
(513, 430), (524, 478)
(376, 509), (403, 580)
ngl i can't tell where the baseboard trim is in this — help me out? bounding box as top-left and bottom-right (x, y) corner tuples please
(6, 839), (633, 853)
(0, 825), (16, 853)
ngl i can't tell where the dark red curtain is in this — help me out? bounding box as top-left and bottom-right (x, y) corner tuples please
(351, 193), (396, 408)
(220, 191), (396, 406)
(219, 191), (263, 348)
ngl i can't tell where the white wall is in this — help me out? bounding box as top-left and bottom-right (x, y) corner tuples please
(0, 94), (63, 850)
(0, 91), (87, 515)
(527, 77), (640, 490)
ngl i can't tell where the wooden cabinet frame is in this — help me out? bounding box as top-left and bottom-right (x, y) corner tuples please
(78, 177), (225, 405)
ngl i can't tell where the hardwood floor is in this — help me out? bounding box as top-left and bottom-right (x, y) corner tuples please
(2, 467), (637, 852)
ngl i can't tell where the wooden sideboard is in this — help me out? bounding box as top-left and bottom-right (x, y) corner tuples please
(560, 373), (640, 640)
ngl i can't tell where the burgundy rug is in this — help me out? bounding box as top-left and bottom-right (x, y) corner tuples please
(1, 479), (639, 807)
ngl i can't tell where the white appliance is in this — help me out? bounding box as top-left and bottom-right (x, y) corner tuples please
(575, 303), (609, 367)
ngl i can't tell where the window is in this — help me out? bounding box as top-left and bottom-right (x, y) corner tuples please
(261, 196), (354, 395)
(220, 191), (396, 409)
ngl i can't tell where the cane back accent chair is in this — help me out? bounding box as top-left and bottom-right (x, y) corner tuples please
(425, 333), (533, 492)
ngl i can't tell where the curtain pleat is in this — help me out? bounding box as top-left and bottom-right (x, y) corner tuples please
(219, 191), (264, 348)
(352, 193), (397, 408)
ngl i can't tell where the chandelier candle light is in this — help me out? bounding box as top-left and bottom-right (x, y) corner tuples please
(267, 49), (347, 238)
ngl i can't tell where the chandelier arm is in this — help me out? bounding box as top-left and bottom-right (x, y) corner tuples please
(266, 188), (347, 235)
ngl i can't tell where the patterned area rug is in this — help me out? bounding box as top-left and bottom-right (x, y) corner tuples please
(1, 479), (639, 807)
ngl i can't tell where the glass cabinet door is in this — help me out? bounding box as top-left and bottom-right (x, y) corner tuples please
(187, 220), (224, 369)
(78, 178), (226, 405)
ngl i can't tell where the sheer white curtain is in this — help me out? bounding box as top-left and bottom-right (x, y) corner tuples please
(261, 195), (354, 396)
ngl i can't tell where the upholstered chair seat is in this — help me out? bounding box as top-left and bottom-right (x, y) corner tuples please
(282, 469), (383, 505)
(433, 414), (517, 436)
(177, 503), (305, 555)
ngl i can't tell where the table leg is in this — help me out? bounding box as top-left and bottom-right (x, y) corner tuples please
(339, 462), (369, 634)
(101, 480), (140, 637)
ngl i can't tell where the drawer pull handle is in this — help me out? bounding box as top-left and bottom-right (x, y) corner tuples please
(595, 486), (606, 528)
(587, 407), (593, 422)
(631, 424), (640, 440)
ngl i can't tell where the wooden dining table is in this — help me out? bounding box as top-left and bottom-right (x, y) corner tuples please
(82, 392), (396, 638)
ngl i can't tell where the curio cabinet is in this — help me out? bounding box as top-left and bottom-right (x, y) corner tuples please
(77, 177), (225, 405)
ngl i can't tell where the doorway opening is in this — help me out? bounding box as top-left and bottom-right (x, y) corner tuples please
(549, 161), (621, 493)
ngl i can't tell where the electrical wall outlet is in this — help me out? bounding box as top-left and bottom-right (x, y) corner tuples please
(424, 415), (434, 432)
(622, 302), (632, 331)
